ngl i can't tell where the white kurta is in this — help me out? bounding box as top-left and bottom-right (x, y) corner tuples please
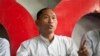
(0, 38), (10, 56)
(81, 29), (100, 56)
(17, 35), (78, 56)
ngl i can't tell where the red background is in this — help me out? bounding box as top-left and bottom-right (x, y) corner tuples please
(0, 0), (98, 56)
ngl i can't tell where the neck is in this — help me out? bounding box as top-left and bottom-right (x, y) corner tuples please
(41, 32), (54, 42)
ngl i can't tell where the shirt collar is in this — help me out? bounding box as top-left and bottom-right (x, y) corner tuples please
(40, 34), (56, 44)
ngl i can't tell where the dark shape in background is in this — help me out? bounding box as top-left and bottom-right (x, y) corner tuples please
(72, 13), (100, 48)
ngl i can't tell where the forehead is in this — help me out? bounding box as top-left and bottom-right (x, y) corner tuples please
(42, 9), (56, 15)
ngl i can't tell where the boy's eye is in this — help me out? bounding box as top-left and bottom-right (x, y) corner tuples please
(44, 16), (48, 18)
(52, 17), (55, 19)
(43, 16), (49, 19)
(52, 16), (57, 20)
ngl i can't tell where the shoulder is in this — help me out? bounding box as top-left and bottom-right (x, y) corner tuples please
(55, 35), (71, 40)
(55, 35), (72, 43)
(84, 29), (100, 42)
(85, 29), (100, 38)
(20, 36), (40, 48)
(55, 35), (76, 48)
(86, 29), (100, 36)
(0, 38), (10, 48)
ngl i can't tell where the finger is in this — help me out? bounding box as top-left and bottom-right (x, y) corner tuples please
(79, 40), (86, 50)
(81, 40), (86, 47)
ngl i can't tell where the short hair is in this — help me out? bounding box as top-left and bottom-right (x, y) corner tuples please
(36, 8), (52, 20)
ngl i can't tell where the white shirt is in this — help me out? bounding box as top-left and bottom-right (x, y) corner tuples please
(81, 29), (100, 56)
(0, 38), (10, 56)
(17, 35), (78, 56)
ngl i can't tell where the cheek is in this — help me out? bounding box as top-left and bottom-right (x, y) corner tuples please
(41, 22), (48, 27)
(55, 20), (58, 26)
(39, 22), (47, 28)
(39, 19), (47, 25)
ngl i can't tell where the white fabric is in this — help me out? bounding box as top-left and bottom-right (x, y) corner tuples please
(17, 35), (78, 56)
(0, 38), (10, 56)
(81, 29), (100, 56)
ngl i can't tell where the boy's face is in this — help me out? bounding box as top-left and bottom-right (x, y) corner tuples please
(36, 9), (58, 34)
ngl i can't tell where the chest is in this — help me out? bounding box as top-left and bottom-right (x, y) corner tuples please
(30, 40), (67, 56)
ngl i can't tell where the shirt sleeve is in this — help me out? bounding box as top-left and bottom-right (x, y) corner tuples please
(63, 37), (78, 56)
(17, 42), (30, 56)
(0, 38), (10, 56)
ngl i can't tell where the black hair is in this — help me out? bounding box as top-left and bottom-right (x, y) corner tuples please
(36, 8), (52, 20)
(83, 13), (100, 19)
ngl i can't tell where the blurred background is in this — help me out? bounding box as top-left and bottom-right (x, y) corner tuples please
(0, 0), (99, 56)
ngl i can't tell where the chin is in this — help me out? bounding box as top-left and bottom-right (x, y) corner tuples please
(48, 29), (55, 33)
